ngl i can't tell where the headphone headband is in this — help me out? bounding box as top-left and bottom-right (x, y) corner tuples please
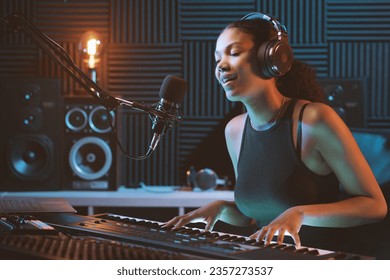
(240, 12), (288, 40)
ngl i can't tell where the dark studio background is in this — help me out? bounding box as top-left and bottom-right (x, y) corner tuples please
(0, 0), (389, 191)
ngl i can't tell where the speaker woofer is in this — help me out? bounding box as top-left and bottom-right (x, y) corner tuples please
(7, 135), (53, 180)
(68, 136), (112, 180)
(88, 106), (115, 133)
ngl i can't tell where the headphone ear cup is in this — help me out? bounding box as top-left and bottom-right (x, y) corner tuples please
(257, 41), (275, 79)
(257, 39), (293, 78)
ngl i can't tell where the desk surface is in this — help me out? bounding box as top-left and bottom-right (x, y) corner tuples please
(0, 186), (234, 208)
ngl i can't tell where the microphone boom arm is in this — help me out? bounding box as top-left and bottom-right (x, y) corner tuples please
(1, 12), (172, 159)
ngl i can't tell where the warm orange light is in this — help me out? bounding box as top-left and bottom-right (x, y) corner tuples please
(79, 32), (103, 70)
(88, 54), (96, 69)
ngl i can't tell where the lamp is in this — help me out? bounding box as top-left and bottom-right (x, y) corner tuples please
(79, 31), (103, 83)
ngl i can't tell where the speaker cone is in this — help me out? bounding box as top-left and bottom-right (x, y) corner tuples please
(89, 106), (115, 133)
(65, 107), (88, 132)
(68, 136), (112, 180)
(7, 135), (53, 180)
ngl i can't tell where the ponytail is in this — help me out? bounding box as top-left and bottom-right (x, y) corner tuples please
(276, 60), (325, 103)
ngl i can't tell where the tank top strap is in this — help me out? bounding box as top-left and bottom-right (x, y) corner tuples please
(296, 103), (310, 159)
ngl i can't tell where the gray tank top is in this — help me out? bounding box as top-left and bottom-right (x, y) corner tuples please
(235, 99), (339, 227)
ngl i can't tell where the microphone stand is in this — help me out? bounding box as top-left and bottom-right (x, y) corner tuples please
(1, 12), (168, 159)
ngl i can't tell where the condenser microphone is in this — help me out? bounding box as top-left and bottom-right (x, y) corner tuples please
(149, 75), (187, 151)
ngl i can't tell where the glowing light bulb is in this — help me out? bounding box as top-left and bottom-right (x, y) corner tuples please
(79, 31), (104, 83)
(87, 39), (100, 55)
(79, 32), (103, 70)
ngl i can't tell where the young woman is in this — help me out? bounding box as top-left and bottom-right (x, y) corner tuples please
(165, 13), (387, 250)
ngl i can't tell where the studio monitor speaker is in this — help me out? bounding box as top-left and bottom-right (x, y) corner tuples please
(0, 77), (61, 191)
(318, 78), (365, 128)
(62, 96), (117, 190)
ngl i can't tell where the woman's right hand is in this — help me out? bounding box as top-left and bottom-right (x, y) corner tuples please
(163, 200), (228, 231)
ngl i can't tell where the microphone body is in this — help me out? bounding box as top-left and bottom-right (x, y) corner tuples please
(150, 75), (187, 151)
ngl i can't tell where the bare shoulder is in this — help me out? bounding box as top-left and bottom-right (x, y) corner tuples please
(299, 102), (339, 125)
(300, 101), (355, 150)
(225, 113), (247, 139)
(299, 102), (347, 134)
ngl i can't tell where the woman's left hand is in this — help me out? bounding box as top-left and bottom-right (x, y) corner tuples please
(249, 207), (303, 247)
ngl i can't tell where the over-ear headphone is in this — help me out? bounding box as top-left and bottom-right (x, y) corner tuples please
(240, 12), (293, 79)
(186, 167), (230, 190)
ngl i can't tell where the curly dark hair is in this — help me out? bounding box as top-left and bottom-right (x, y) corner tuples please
(277, 60), (325, 103)
(225, 17), (325, 103)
